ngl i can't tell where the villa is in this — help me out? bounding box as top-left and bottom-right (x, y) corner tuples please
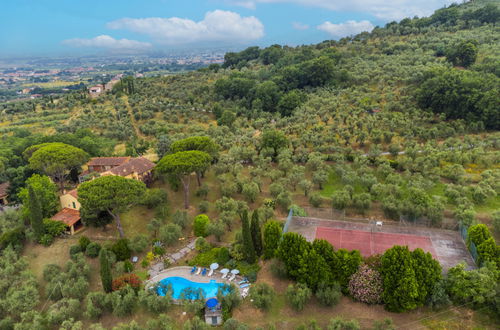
(101, 157), (155, 185)
(80, 156), (155, 185)
(50, 189), (82, 235)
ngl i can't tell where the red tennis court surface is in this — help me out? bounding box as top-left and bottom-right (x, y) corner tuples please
(315, 227), (438, 259)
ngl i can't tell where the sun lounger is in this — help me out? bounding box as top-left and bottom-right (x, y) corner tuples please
(238, 280), (248, 285)
(190, 266), (197, 274)
(195, 267), (202, 275)
(221, 272), (228, 279)
(240, 283), (250, 289)
(208, 269), (213, 277)
(201, 268), (207, 276)
(228, 273), (236, 281)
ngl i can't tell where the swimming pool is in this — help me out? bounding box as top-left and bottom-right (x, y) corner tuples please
(156, 276), (226, 299)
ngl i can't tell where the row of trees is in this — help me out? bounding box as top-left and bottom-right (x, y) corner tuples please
(275, 232), (443, 312)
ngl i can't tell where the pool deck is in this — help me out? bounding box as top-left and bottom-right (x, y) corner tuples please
(147, 266), (246, 294)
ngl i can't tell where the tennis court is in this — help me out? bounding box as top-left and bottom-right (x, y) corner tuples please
(288, 216), (475, 271)
(316, 227), (437, 259)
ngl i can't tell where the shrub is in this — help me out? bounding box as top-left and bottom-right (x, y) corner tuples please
(172, 210), (189, 229)
(327, 317), (360, 330)
(263, 221), (282, 259)
(79, 236), (91, 250)
(316, 282), (341, 307)
(85, 242), (102, 258)
(111, 239), (131, 261)
(348, 264), (383, 304)
(428, 279), (451, 310)
(467, 224), (492, 248)
(39, 234), (54, 246)
(308, 192), (323, 207)
(43, 264), (62, 282)
(193, 214), (210, 237)
(249, 283), (275, 310)
(138, 287), (172, 313)
(46, 298), (80, 325)
(109, 286), (137, 316)
(112, 274), (142, 291)
(285, 283), (311, 311)
(129, 234), (149, 253)
(124, 260), (134, 273)
(69, 244), (82, 257)
(332, 249), (363, 292)
(85, 291), (110, 319)
(446, 262), (498, 308)
(43, 219), (67, 237)
(290, 204), (307, 217)
(159, 223), (182, 246)
(152, 245), (165, 256)
(195, 237), (211, 252)
(142, 188), (167, 209)
(195, 183), (209, 199)
(492, 211), (500, 234)
(0, 227), (25, 251)
(198, 201), (209, 213)
(216, 247), (231, 265)
(372, 318), (395, 330)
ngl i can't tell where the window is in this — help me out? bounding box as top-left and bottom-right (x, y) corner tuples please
(72, 202), (76, 209)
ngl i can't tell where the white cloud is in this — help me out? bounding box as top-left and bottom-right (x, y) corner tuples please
(107, 10), (264, 45)
(228, 0), (456, 20)
(318, 20), (374, 38)
(292, 22), (309, 30)
(63, 35), (151, 50)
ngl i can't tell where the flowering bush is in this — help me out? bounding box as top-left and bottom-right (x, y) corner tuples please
(112, 273), (142, 291)
(348, 264), (383, 304)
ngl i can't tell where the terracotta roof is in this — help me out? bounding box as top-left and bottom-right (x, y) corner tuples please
(87, 157), (130, 167)
(105, 157), (155, 177)
(0, 182), (10, 197)
(67, 189), (78, 199)
(51, 208), (81, 227)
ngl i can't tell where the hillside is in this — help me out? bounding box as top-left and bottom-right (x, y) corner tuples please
(0, 1), (499, 329)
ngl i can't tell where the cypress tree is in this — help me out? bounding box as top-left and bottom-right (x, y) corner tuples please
(250, 211), (263, 256)
(241, 210), (256, 263)
(28, 185), (44, 241)
(99, 248), (113, 293)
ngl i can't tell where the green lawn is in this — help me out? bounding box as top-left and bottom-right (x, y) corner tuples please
(474, 195), (500, 214)
(120, 205), (155, 237)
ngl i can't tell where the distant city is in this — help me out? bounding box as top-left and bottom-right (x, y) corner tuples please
(0, 51), (226, 102)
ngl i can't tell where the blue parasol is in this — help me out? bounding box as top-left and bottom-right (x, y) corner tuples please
(206, 298), (218, 308)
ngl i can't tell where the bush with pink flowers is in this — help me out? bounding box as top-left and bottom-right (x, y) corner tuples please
(348, 264), (383, 304)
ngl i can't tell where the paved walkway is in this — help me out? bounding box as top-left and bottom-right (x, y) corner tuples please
(148, 239), (197, 278)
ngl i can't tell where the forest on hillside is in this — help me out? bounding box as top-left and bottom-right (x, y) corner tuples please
(0, 1), (499, 329)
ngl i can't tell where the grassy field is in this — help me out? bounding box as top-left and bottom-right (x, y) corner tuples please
(22, 81), (81, 88)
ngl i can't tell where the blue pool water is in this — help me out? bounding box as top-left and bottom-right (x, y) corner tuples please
(156, 276), (226, 299)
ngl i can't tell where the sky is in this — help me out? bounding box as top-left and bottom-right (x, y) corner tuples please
(0, 0), (456, 56)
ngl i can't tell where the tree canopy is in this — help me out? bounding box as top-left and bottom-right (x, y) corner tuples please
(26, 142), (88, 191)
(78, 176), (146, 237)
(156, 150), (212, 209)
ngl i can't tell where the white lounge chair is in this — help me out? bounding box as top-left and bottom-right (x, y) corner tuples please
(208, 269), (214, 277)
(221, 272), (228, 279)
(195, 267), (202, 275)
(228, 273), (236, 281)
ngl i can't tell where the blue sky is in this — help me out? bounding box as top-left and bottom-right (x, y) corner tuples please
(0, 0), (455, 56)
